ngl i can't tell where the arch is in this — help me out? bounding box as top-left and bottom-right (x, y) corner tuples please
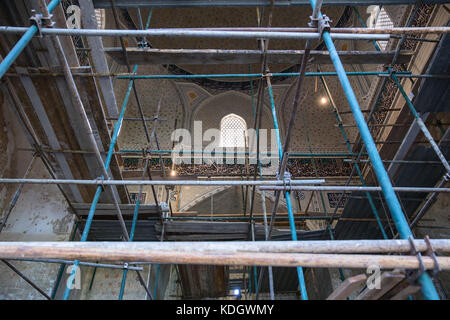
(179, 186), (288, 214)
(190, 91), (274, 149)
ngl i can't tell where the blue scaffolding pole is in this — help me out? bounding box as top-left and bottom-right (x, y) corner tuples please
(266, 80), (308, 299)
(117, 7), (155, 301)
(62, 63), (136, 300)
(0, 0), (62, 79)
(306, 0), (440, 300)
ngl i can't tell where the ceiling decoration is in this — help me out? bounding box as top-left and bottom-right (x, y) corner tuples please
(118, 6), (353, 90)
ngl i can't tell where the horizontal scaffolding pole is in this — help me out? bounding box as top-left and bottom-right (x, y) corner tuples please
(106, 117), (167, 122)
(91, 1), (450, 8)
(6, 71), (422, 79)
(0, 178), (325, 186)
(121, 150), (358, 157)
(0, 27), (392, 40)
(161, 216), (402, 223)
(17, 147), (360, 158)
(344, 159), (445, 165)
(156, 26), (450, 35)
(163, 216), (339, 221)
(3, 239), (442, 254)
(0, 241), (449, 270)
(340, 108), (402, 114)
(6, 258), (143, 270)
(117, 71), (413, 79)
(335, 123), (450, 128)
(259, 186), (450, 193)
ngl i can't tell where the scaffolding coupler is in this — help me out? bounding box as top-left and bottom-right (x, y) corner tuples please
(94, 176), (106, 191)
(309, 14), (331, 41)
(444, 172), (450, 182)
(137, 38), (150, 49)
(424, 235), (442, 277)
(279, 171), (292, 192)
(406, 235), (441, 285)
(29, 9), (55, 38)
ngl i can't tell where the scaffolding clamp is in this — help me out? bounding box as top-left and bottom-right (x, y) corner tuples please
(137, 39), (150, 49)
(424, 235), (442, 277)
(309, 14), (331, 40)
(123, 263), (129, 270)
(95, 176), (106, 191)
(29, 9), (55, 38)
(444, 172), (450, 182)
(387, 66), (396, 78)
(406, 236), (426, 284)
(282, 171), (292, 192)
(406, 235), (442, 284)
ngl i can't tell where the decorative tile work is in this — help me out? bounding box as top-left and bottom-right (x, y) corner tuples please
(280, 66), (364, 154)
(327, 192), (351, 209)
(174, 82), (212, 110)
(116, 65), (185, 151)
(145, 7), (345, 75)
(111, 7), (396, 158)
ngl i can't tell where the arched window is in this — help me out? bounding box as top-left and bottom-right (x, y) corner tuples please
(368, 6), (393, 50)
(220, 114), (247, 148)
(95, 9), (106, 30)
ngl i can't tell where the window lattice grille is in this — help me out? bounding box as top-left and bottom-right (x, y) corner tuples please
(220, 114), (247, 148)
(375, 7), (394, 50)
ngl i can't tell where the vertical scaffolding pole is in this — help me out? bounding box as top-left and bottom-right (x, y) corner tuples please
(319, 74), (388, 239)
(266, 78), (307, 300)
(307, 0), (439, 300)
(117, 8), (156, 301)
(62, 66), (136, 300)
(249, 2), (276, 300)
(29, 0), (145, 298)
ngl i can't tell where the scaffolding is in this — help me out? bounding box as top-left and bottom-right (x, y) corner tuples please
(0, 0), (449, 300)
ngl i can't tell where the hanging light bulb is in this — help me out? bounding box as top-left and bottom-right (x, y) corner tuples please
(320, 96), (328, 105)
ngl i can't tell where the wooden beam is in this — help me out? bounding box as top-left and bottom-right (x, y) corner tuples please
(327, 274), (367, 300)
(156, 221), (253, 234)
(390, 285), (421, 300)
(1, 242), (449, 269)
(171, 212), (290, 217)
(73, 203), (168, 217)
(356, 270), (405, 300)
(105, 48), (413, 65)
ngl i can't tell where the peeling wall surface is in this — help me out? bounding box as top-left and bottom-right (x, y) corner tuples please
(0, 97), (75, 300)
(0, 160), (74, 239)
(78, 265), (152, 300)
(72, 264), (177, 300)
